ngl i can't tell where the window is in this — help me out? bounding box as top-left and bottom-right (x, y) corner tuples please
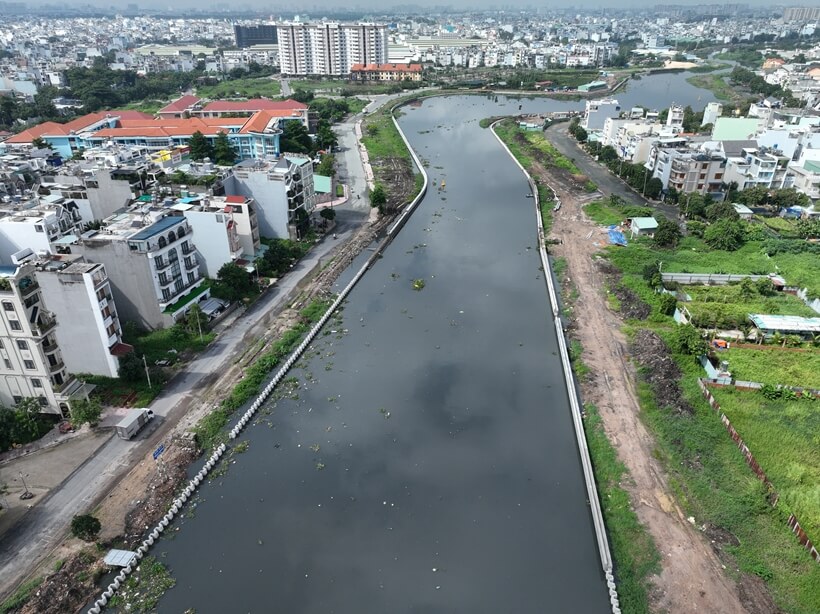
(162, 288), (171, 301)
(16, 340), (27, 350)
(0, 340), (3, 348)
(35, 225), (44, 233)
(13, 395), (21, 404)
(177, 227), (186, 239)
(3, 359), (11, 369)
(158, 236), (167, 249)
(38, 397), (48, 407)
(32, 378), (42, 388)
(9, 320), (21, 331)
(187, 272), (196, 284)
(24, 359), (35, 370)
(2, 301), (13, 311)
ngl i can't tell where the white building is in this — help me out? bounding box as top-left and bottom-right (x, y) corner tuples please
(582, 99), (621, 131)
(277, 22), (389, 76)
(38, 169), (138, 224)
(172, 194), (261, 278)
(36, 256), (125, 378)
(0, 257), (91, 416)
(702, 102), (723, 127)
(0, 200), (83, 265)
(224, 157), (316, 240)
(66, 214), (205, 329)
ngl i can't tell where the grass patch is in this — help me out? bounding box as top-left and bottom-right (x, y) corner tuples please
(683, 284), (817, 329)
(710, 387), (820, 548)
(583, 196), (652, 226)
(722, 347), (820, 389)
(760, 215), (800, 238)
(585, 404), (660, 613)
(129, 326), (216, 366)
(335, 184), (345, 197)
(361, 108), (411, 162)
(0, 577), (43, 614)
(196, 77), (281, 99)
(685, 73), (741, 102)
(108, 556), (175, 613)
(193, 296), (332, 451)
(119, 100), (164, 115)
(84, 374), (160, 408)
(606, 235), (820, 298)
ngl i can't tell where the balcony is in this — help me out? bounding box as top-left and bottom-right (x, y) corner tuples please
(19, 281), (40, 297)
(41, 338), (58, 353)
(181, 244), (193, 255)
(33, 314), (57, 337)
(154, 258), (170, 271)
(184, 257), (198, 270)
(48, 359), (65, 373)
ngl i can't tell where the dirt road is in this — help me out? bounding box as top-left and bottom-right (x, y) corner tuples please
(531, 156), (751, 613)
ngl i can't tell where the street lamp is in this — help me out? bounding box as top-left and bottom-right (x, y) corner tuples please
(18, 471), (33, 500)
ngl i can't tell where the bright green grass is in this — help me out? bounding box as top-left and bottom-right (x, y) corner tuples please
(361, 109), (411, 162)
(684, 285), (817, 328)
(685, 74), (740, 102)
(721, 348), (820, 389)
(606, 236), (820, 298)
(196, 77), (281, 99)
(710, 387), (820, 548)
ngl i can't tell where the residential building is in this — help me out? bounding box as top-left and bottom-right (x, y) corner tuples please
(38, 169), (140, 223)
(224, 157), (315, 240)
(788, 162), (820, 200)
(277, 22), (389, 76)
(65, 214), (205, 329)
(35, 256), (126, 378)
(194, 99), (309, 128)
(723, 146), (788, 190)
(234, 24), (278, 48)
(0, 199), (83, 264)
(0, 257), (91, 416)
(702, 102), (723, 127)
(169, 194), (261, 277)
(350, 63), (423, 82)
(581, 98), (621, 131)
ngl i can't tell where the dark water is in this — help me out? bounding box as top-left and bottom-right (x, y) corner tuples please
(155, 75), (715, 614)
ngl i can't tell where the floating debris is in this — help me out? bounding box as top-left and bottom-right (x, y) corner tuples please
(412, 279), (426, 291)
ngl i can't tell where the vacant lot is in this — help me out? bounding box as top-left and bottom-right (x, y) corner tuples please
(721, 348), (820, 388)
(197, 77), (281, 99)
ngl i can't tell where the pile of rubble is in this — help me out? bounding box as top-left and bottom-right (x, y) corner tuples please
(631, 329), (693, 415)
(122, 434), (200, 547)
(20, 551), (104, 614)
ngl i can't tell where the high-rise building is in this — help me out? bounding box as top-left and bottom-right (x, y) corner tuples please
(234, 24), (278, 49)
(277, 22), (389, 76)
(783, 7), (820, 22)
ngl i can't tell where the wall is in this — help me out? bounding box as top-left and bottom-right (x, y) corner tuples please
(72, 241), (167, 330)
(182, 210), (234, 278)
(37, 270), (119, 377)
(0, 221), (51, 265)
(87, 174), (134, 221)
(223, 174), (289, 239)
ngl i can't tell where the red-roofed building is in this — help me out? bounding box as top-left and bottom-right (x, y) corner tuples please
(157, 95), (202, 118)
(350, 63), (422, 82)
(195, 98), (308, 120)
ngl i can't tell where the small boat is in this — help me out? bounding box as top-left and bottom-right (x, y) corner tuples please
(440, 180), (446, 189)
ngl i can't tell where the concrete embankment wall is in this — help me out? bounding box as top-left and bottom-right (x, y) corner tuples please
(87, 106), (429, 614)
(490, 120), (621, 614)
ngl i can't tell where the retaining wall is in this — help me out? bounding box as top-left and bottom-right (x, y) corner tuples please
(490, 119), (621, 614)
(697, 379), (819, 564)
(87, 106), (429, 614)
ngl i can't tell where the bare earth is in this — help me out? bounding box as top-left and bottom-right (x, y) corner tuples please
(535, 158), (752, 613)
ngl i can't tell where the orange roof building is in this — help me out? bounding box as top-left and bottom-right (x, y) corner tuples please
(350, 63), (422, 82)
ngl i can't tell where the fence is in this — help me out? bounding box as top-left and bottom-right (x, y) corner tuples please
(697, 379), (819, 564)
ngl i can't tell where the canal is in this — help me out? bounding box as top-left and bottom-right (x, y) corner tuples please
(153, 73), (715, 613)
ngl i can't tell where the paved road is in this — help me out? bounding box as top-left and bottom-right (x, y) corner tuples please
(281, 78), (292, 98)
(0, 99), (400, 598)
(544, 123), (678, 220)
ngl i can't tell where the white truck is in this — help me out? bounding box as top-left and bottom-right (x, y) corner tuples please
(115, 408), (155, 440)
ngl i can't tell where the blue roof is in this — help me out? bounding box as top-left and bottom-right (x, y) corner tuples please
(129, 216), (183, 241)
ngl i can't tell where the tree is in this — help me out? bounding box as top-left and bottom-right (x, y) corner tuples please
(118, 352), (145, 382)
(211, 262), (255, 302)
(673, 324), (708, 356)
(704, 219), (745, 251)
(31, 137), (50, 150)
(315, 154), (336, 177)
(319, 208), (336, 222)
(188, 131), (212, 161)
(212, 131), (236, 166)
(71, 514), (101, 541)
(0, 406), (16, 452)
(280, 120), (313, 155)
(573, 126), (588, 143)
(316, 120), (338, 151)
(659, 293), (677, 316)
(736, 185), (768, 207)
(653, 218), (682, 248)
(184, 303), (205, 337)
(69, 398), (102, 427)
(681, 192), (708, 219)
(370, 184), (387, 211)
(705, 200), (740, 222)
(644, 177), (663, 199)
(796, 218), (820, 239)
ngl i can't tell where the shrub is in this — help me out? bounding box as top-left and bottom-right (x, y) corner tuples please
(658, 293), (677, 316)
(71, 514), (101, 541)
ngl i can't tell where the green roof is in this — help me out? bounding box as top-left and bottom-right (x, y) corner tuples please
(804, 160), (820, 173)
(711, 118), (760, 141)
(631, 217), (658, 229)
(313, 174), (332, 194)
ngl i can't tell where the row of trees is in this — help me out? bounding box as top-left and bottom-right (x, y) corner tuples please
(583, 140), (665, 199)
(729, 66), (801, 107)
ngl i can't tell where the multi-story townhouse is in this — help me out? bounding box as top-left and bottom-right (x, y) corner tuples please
(63, 213), (205, 329)
(723, 146), (789, 190)
(223, 157), (316, 240)
(0, 199), (83, 263)
(35, 256), (124, 378)
(277, 22), (389, 76)
(0, 258), (90, 417)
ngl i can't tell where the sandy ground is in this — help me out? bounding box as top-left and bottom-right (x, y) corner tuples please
(529, 155), (751, 613)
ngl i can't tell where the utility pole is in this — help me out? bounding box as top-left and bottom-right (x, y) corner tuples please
(195, 308), (203, 342)
(18, 471), (33, 500)
(143, 354), (152, 389)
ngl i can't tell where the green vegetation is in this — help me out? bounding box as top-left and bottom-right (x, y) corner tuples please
(684, 284), (816, 329)
(121, 100), (164, 115)
(256, 236), (314, 278)
(361, 109), (411, 162)
(686, 73), (740, 102)
(196, 77), (281, 99)
(710, 387), (820, 548)
(292, 79), (420, 96)
(70, 514), (101, 541)
(722, 348), (820, 389)
(0, 577), (44, 614)
(0, 399), (58, 452)
(505, 68), (600, 90)
(109, 556), (176, 613)
(193, 297), (332, 451)
(211, 262), (259, 302)
(583, 195), (651, 226)
(585, 405), (660, 613)
(714, 49), (764, 68)
(729, 66), (800, 108)
(126, 322), (215, 365)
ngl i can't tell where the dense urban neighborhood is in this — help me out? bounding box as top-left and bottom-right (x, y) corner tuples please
(0, 3), (818, 614)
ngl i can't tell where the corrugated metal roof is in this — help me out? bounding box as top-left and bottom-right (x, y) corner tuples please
(749, 314), (820, 333)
